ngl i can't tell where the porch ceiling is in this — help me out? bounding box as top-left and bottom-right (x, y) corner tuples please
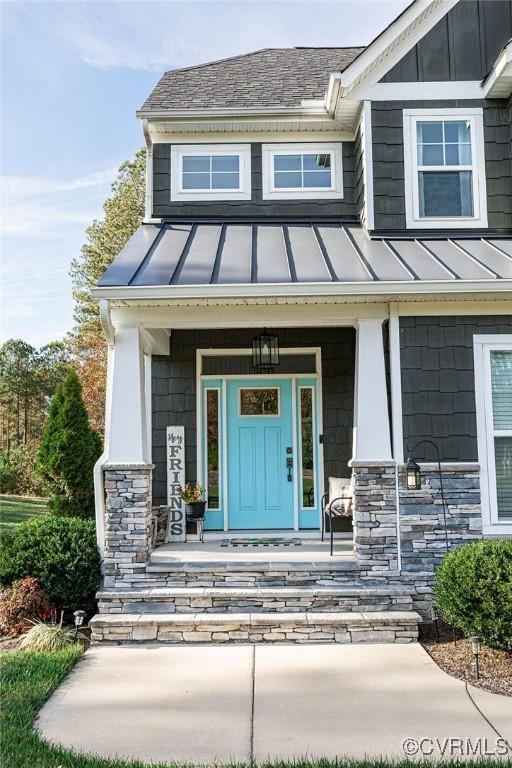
(95, 222), (512, 294)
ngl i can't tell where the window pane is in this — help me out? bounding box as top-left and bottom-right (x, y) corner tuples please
(302, 153), (331, 170)
(417, 121), (443, 143)
(495, 437), (512, 519)
(240, 389), (279, 416)
(274, 155), (301, 171)
(183, 172), (211, 189)
(206, 390), (219, 509)
(418, 171), (473, 217)
(212, 172), (239, 189)
(212, 155), (239, 172)
(300, 389), (314, 508)
(491, 351), (512, 430)
(418, 144), (444, 165)
(445, 143), (472, 165)
(183, 156), (210, 172)
(444, 120), (471, 143)
(303, 170), (331, 188)
(275, 171), (302, 188)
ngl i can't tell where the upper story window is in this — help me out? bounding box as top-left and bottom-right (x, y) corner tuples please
(170, 144), (251, 201)
(403, 109), (487, 229)
(262, 143), (343, 200)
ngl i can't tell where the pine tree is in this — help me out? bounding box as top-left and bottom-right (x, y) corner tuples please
(36, 370), (102, 518)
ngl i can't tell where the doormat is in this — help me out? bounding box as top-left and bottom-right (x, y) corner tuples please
(221, 537), (302, 548)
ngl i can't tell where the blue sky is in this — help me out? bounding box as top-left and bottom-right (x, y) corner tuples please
(1, 0), (408, 348)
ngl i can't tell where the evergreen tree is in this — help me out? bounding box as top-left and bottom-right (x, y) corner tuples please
(36, 370), (101, 518)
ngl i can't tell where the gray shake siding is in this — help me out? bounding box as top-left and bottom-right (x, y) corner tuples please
(354, 119), (365, 225)
(151, 328), (355, 520)
(371, 100), (512, 232)
(400, 315), (512, 461)
(382, 0), (512, 83)
(153, 142), (358, 220)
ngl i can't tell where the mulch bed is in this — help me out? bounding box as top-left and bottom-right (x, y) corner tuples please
(420, 621), (512, 697)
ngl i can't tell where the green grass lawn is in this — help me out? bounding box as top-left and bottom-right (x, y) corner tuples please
(0, 648), (502, 768)
(0, 495), (47, 532)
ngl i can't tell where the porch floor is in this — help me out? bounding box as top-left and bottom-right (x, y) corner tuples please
(151, 538), (355, 565)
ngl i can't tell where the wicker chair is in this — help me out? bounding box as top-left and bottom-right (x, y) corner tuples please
(321, 477), (354, 555)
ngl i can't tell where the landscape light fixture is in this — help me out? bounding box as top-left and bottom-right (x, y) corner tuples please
(470, 636), (481, 680)
(73, 609), (87, 642)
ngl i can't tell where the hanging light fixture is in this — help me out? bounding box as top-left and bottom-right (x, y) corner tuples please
(405, 455), (422, 490)
(252, 329), (279, 374)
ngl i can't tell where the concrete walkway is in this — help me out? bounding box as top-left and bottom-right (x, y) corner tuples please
(37, 644), (512, 764)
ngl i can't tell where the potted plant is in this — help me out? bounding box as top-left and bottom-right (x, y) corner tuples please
(181, 482), (206, 521)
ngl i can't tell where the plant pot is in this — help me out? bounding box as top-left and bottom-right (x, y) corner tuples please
(185, 501), (206, 521)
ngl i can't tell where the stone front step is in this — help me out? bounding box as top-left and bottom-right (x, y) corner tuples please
(97, 585), (414, 615)
(111, 560), (366, 589)
(90, 610), (420, 644)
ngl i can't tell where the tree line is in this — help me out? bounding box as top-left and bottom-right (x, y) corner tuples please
(0, 148), (146, 499)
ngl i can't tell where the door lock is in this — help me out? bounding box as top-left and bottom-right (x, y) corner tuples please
(286, 456), (293, 482)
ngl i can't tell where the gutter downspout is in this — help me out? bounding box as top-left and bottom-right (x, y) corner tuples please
(93, 299), (115, 556)
(389, 303), (403, 572)
(141, 118), (155, 223)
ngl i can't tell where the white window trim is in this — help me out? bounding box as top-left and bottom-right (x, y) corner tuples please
(403, 108), (488, 230)
(474, 335), (512, 535)
(170, 144), (251, 201)
(262, 142), (343, 200)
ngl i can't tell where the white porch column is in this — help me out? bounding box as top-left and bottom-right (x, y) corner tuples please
(106, 325), (149, 465)
(352, 317), (392, 462)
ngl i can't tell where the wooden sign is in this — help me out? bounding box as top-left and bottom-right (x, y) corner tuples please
(166, 426), (186, 542)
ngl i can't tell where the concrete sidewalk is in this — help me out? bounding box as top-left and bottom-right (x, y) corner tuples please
(36, 644), (512, 764)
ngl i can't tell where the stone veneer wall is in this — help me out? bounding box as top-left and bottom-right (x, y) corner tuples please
(103, 465), (154, 589)
(397, 464), (482, 617)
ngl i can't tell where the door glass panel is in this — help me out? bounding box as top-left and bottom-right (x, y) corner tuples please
(240, 388), (279, 416)
(300, 388), (314, 508)
(495, 437), (512, 519)
(491, 351), (512, 430)
(206, 390), (219, 509)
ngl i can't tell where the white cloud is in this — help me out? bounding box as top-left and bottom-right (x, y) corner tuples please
(0, 167), (117, 236)
(0, 168), (117, 204)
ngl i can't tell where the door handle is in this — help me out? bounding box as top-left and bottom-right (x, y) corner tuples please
(286, 457), (293, 482)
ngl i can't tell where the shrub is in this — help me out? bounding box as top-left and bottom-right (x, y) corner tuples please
(19, 618), (86, 651)
(0, 460), (16, 494)
(0, 577), (54, 636)
(0, 516), (101, 614)
(36, 369), (102, 519)
(435, 540), (512, 650)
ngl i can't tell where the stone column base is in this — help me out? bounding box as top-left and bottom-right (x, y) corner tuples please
(350, 461), (399, 575)
(103, 463), (154, 588)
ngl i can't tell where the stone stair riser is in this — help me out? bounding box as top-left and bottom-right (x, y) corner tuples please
(98, 596), (413, 615)
(91, 620), (419, 645)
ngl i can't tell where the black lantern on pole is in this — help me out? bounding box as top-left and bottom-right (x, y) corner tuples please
(405, 439), (450, 554)
(252, 329), (279, 374)
(406, 456), (422, 490)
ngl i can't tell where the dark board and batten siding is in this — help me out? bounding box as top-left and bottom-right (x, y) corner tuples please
(371, 99), (512, 232)
(153, 142), (358, 220)
(400, 315), (512, 462)
(382, 0), (512, 83)
(151, 328), (355, 517)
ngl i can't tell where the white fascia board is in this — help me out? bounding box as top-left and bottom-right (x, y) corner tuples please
(337, 0), (459, 95)
(482, 42), (512, 98)
(357, 80), (484, 101)
(137, 105), (331, 120)
(91, 279), (512, 302)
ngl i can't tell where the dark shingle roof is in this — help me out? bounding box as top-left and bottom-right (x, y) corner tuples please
(139, 47), (365, 112)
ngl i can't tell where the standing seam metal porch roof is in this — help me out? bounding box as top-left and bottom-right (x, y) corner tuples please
(97, 223), (512, 288)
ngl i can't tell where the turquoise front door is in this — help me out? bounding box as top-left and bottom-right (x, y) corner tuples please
(227, 379), (294, 529)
